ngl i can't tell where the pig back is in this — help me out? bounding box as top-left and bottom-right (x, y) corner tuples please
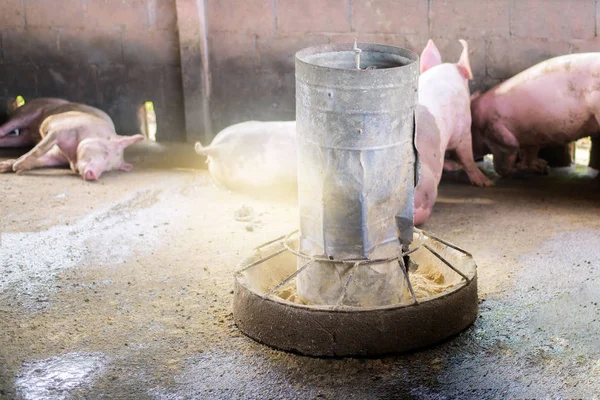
(418, 65), (471, 152)
(208, 121), (297, 189)
(31, 103), (116, 141)
(43, 103), (114, 128)
(475, 53), (600, 145)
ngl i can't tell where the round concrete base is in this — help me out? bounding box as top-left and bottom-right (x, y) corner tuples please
(233, 231), (478, 357)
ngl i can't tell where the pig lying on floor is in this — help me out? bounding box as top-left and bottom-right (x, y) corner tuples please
(414, 39), (493, 225)
(471, 53), (600, 176)
(194, 40), (491, 225)
(0, 98), (144, 181)
(194, 120), (298, 192)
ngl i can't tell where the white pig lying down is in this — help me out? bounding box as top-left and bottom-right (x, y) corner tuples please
(195, 120), (298, 193)
(471, 53), (600, 177)
(0, 98), (144, 181)
(413, 39), (493, 225)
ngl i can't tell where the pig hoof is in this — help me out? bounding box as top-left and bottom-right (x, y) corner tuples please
(0, 160), (16, 173)
(472, 175), (494, 187)
(468, 170), (494, 187)
(517, 159), (549, 175)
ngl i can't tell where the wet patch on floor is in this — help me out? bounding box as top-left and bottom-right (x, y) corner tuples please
(15, 352), (107, 400)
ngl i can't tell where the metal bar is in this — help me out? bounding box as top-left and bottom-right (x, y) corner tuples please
(423, 244), (471, 283)
(237, 248), (287, 273)
(334, 262), (359, 310)
(254, 230), (298, 250)
(402, 247), (419, 257)
(415, 228), (473, 257)
(399, 258), (418, 305)
(265, 259), (314, 298)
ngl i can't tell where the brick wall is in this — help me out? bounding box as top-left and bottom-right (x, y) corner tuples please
(1, 0), (598, 142)
(0, 0), (185, 141)
(206, 0), (600, 135)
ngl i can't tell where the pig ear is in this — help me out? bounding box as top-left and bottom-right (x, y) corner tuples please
(116, 134), (145, 150)
(457, 39), (474, 80)
(420, 39), (442, 74)
(119, 162), (134, 172)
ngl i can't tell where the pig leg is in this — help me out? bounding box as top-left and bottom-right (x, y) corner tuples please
(516, 146), (549, 174)
(414, 166), (437, 226)
(443, 156), (463, 172)
(454, 131), (493, 186)
(21, 146), (68, 170)
(486, 124), (520, 177)
(0, 160), (16, 173)
(0, 133), (35, 173)
(12, 131), (60, 173)
(6, 148), (67, 174)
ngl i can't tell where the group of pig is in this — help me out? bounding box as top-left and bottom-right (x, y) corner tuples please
(195, 39), (600, 225)
(0, 98), (145, 180)
(1, 39), (599, 226)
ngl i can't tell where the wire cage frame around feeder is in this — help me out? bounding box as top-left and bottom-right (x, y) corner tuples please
(233, 228), (478, 356)
(236, 228), (475, 309)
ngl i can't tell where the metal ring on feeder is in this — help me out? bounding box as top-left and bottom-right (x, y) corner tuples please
(233, 229), (478, 356)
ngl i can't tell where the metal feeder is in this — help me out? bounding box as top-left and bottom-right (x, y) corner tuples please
(232, 42), (478, 357)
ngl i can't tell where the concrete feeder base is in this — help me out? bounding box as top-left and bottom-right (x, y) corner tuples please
(233, 230), (478, 357)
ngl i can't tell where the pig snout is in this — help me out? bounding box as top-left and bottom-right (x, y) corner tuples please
(83, 169), (99, 181)
(77, 159), (103, 181)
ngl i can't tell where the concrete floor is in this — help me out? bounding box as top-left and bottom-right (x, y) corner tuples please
(0, 158), (599, 400)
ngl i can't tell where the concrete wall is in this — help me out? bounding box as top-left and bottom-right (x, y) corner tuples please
(205, 0), (600, 134)
(0, 0), (185, 141)
(1, 0), (598, 141)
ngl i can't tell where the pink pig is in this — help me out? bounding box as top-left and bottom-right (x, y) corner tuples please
(0, 99), (144, 181)
(471, 53), (600, 176)
(414, 39), (492, 225)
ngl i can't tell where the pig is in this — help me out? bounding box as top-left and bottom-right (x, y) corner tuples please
(194, 120), (297, 192)
(0, 98), (69, 146)
(414, 39), (493, 225)
(0, 99), (144, 180)
(470, 53), (600, 176)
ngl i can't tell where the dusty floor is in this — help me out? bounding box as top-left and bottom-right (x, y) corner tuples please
(0, 159), (599, 400)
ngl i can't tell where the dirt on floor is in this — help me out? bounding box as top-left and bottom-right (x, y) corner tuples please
(0, 158), (599, 399)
